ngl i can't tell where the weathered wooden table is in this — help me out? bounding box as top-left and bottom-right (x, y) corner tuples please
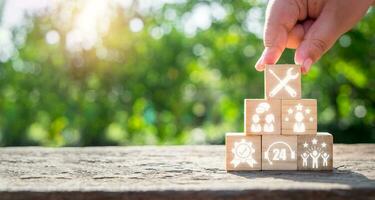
(0, 145), (374, 200)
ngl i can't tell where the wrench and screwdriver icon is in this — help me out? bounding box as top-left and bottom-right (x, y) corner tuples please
(268, 68), (299, 97)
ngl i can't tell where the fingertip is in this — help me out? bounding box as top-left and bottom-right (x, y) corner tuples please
(294, 47), (312, 74)
(255, 65), (265, 72)
(301, 58), (312, 75)
(255, 46), (283, 71)
(294, 48), (305, 66)
(255, 50), (265, 71)
(262, 47), (282, 64)
(255, 61), (265, 71)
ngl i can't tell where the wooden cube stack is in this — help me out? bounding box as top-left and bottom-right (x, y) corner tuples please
(226, 64), (333, 171)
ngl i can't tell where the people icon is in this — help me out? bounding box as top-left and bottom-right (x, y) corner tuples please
(309, 150), (321, 168)
(250, 103), (275, 133)
(321, 152), (330, 167)
(300, 152), (309, 167)
(286, 104), (314, 133)
(301, 139), (330, 168)
(293, 111), (305, 132)
(263, 114), (275, 132)
(250, 114), (261, 132)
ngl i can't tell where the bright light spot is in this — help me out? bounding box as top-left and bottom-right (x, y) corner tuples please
(191, 5), (211, 28)
(12, 58), (37, 74)
(180, 1), (226, 36)
(66, 0), (111, 52)
(193, 103), (206, 117)
(244, 7), (264, 38)
(1, 0), (51, 29)
(212, 69), (221, 80)
(0, 0), (52, 61)
(96, 47), (108, 60)
(66, 30), (83, 52)
(12, 58), (24, 72)
(183, 84), (196, 101)
(320, 107), (335, 123)
(164, 8), (177, 20)
(354, 105), (367, 118)
(193, 44), (205, 56)
(0, 28), (15, 62)
(189, 128), (206, 144)
(183, 3), (212, 36)
(150, 26), (164, 39)
(114, 0), (134, 9)
(13, 28), (28, 48)
(339, 35), (351, 47)
(210, 2), (227, 21)
(129, 18), (144, 33)
(45, 30), (60, 45)
(106, 123), (126, 142)
(161, 24), (172, 34)
(243, 45), (256, 57)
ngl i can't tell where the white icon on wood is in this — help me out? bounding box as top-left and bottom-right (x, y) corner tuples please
(301, 152), (309, 167)
(269, 68), (299, 97)
(251, 115), (262, 132)
(284, 103), (314, 133)
(264, 141), (296, 165)
(250, 103), (275, 133)
(300, 138), (330, 168)
(264, 114), (275, 132)
(322, 152), (330, 167)
(231, 139), (257, 168)
(294, 111), (305, 132)
(310, 150), (321, 168)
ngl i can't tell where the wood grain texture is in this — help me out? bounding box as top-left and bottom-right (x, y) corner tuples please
(281, 99), (317, 135)
(0, 145), (375, 200)
(265, 64), (301, 100)
(244, 99), (281, 135)
(226, 133), (261, 171)
(262, 135), (297, 170)
(297, 132), (333, 170)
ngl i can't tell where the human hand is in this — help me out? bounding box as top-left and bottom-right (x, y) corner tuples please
(255, 0), (374, 74)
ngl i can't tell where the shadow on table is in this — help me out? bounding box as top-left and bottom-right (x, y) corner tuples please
(229, 168), (375, 188)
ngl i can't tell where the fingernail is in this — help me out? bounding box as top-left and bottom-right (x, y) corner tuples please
(255, 53), (264, 71)
(302, 58), (312, 74)
(255, 48), (270, 71)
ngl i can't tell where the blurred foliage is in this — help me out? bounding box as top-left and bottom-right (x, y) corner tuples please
(0, 0), (374, 146)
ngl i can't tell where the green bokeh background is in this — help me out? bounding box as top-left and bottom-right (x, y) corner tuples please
(0, 0), (374, 146)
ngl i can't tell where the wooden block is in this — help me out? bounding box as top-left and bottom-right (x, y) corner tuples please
(281, 99), (317, 135)
(244, 99), (281, 135)
(297, 132), (333, 170)
(265, 64), (301, 100)
(262, 135), (297, 170)
(226, 133), (261, 171)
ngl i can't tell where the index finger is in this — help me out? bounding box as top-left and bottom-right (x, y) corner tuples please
(255, 0), (303, 71)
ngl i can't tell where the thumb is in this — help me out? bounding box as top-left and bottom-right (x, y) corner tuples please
(294, 19), (337, 74)
(255, 0), (300, 71)
(295, 0), (372, 74)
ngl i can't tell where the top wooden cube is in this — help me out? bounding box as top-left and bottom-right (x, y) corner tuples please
(265, 65), (301, 100)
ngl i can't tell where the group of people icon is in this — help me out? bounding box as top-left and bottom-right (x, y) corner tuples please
(250, 102), (275, 133)
(301, 150), (330, 168)
(251, 114), (275, 132)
